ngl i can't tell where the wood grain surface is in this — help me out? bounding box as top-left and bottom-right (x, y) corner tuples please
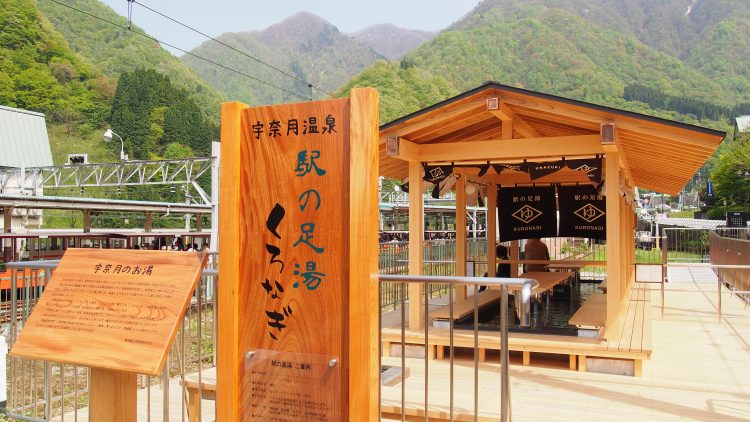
(238, 98), (347, 421)
(10, 248), (206, 376)
(218, 89), (380, 421)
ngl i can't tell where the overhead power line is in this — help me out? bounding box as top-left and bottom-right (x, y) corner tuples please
(131, 1), (332, 98)
(44, 0), (312, 101)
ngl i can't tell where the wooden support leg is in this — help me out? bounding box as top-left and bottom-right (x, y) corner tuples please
(436, 345), (445, 360)
(382, 342), (390, 357)
(578, 355), (587, 372)
(188, 387), (200, 422)
(89, 368), (136, 422)
(569, 355), (577, 371)
(522, 351), (531, 366)
(634, 359), (643, 377)
(478, 348), (486, 362)
(428, 345), (436, 360)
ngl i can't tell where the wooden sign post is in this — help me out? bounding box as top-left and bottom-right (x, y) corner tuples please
(218, 88), (380, 421)
(10, 249), (206, 422)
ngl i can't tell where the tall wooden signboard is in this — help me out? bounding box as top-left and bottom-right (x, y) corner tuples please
(218, 88), (380, 421)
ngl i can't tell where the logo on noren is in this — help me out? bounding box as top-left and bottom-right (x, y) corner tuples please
(512, 205), (542, 224)
(574, 203), (604, 223)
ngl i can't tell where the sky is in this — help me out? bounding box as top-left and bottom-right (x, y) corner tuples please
(99, 0), (481, 52)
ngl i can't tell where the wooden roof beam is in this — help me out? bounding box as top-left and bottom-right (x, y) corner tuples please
(488, 103), (541, 139)
(601, 122), (635, 187)
(419, 134), (602, 162)
(379, 100), (487, 142)
(384, 137), (420, 162)
(499, 95), (723, 148)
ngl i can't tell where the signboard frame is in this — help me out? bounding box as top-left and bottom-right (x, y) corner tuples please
(217, 88), (380, 421)
(9, 248), (207, 422)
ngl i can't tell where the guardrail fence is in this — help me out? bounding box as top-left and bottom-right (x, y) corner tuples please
(379, 274), (534, 422)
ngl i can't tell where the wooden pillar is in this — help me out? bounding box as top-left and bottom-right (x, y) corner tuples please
(144, 212), (153, 233)
(605, 152), (622, 339)
(621, 191), (635, 294)
(89, 368), (136, 422)
(82, 210), (91, 233)
(217, 101), (246, 422)
(455, 176), (467, 301)
(628, 197), (636, 287)
(408, 160), (425, 330)
(347, 87), (380, 419)
(510, 241), (519, 277)
(620, 195), (628, 302)
(486, 184), (497, 278)
(3, 207), (12, 233)
(196, 214), (203, 231)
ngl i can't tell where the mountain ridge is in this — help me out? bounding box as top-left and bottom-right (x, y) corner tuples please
(183, 12), (440, 105)
(351, 23), (436, 59)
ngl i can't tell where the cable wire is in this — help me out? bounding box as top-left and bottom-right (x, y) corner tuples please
(132, 1), (330, 97)
(44, 0), (311, 101)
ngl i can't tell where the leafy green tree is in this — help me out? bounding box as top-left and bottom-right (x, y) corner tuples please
(163, 97), (215, 156)
(163, 142), (194, 159)
(711, 133), (750, 210)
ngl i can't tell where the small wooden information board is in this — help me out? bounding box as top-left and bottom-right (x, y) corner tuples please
(218, 88), (380, 421)
(10, 248), (206, 421)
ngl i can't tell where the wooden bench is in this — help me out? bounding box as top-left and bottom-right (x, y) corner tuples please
(569, 293), (606, 329)
(521, 271), (573, 295)
(431, 290), (501, 320)
(181, 367), (216, 422)
(429, 272), (572, 325)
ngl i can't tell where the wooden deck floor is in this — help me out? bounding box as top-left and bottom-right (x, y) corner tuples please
(52, 374), (216, 422)
(382, 281), (750, 421)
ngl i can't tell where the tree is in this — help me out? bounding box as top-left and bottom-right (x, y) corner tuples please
(710, 133), (750, 210)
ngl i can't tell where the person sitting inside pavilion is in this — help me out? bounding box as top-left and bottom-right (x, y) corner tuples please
(524, 238), (549, 272)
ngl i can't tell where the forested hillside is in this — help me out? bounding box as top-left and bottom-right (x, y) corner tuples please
(0, 0), (110, 132)
(337, 61), (457, 123)
(37, 0), (224, 119)
(184, 12), (384, 106)
(340, 0), (749, 128)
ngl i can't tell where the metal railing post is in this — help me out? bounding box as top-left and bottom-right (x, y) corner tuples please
(500, 284), (510, 422)
(718, 276), (722, 321)
(379, 274), (536, 422)
(661, 235), (667, 316)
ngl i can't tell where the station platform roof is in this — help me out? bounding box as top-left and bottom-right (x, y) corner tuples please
(0, 194), (211, 214)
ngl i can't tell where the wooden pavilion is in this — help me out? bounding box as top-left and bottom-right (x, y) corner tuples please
(378, 81), (725, 344)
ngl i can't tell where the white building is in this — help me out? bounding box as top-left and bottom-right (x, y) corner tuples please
(735, 115), (750, 139)
(0, 105), (54, 231)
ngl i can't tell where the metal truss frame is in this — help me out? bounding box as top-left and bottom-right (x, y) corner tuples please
(0, 158), (213, 205)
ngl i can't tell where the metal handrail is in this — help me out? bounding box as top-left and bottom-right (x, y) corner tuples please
(662, 262), (750, 318)
(379, 274), (537, 422)
(5, 260), (60, 269)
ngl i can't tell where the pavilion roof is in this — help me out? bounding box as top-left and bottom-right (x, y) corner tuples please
(378, 82), (726, 195)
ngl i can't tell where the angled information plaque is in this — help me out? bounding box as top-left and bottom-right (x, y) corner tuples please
(10, 248), (206, 376)
(242, 349), (341, 421)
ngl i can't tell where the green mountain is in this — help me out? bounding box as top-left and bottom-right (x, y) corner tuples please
(351, 24), (436, 60)
(36, 0), (224, 118)
(183, 12), (385, 106)
(0, 0), (110, 130)
(1, 0), (223, 166)
(340, 0), (750, 127)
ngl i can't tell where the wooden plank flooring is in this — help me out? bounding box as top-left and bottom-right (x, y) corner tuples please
(52, 373), (216, 422)
(382, 281), (750, 421)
